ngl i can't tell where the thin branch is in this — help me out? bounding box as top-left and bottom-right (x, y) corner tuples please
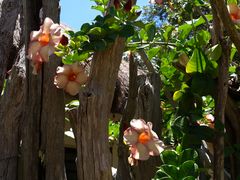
(212, 0), (240, 53)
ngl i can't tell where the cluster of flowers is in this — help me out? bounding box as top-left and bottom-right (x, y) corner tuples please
(28, 18), (165, 165)
(123, 119), (165, 165)
(27, 17), (88, 96)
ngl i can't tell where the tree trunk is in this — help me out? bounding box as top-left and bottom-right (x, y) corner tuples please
(41, 1), (66, 180)
(0, 46), (25, 180)
(21, 0), (42, 179)
(0, 0), (22, 93)
(0, 1), (24, 179)
(76, 37), (125, 180)
(117, 53), (138, 180)
(132, 72), (162, 180)
(209, 1), (230, 179)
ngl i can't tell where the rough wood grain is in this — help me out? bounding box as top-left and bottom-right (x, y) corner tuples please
(209, 1), (230, 179)
(41, 0), (66, 180)
(117, 53), (138, 180)
(21, 0), (42, 179)
(0, 0), (22, 93)
(0, 46), (25, 180)
(0, 1), (23, 179)
(76, 37), (125, 180)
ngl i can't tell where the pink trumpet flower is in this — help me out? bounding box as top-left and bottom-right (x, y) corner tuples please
(124, 119), (165, 164)
(228, 3), (240, 24)
(54, 62), (88, 96)
(27, 17), (64, 74)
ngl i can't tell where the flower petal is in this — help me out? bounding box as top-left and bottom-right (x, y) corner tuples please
(147, 140), (165, 156)
(130, 119), (148, 132)
(71, 63), (85, 74)
(54, 74), (68, 89)
(228, 3), (239, 14)
(56, 65), (71, 75)
(123, 127), (138, 145)
(30, 30), (42, 41)
(28, 41), (42, 59)
(39, 45), (55, 62)
(31, 59), (42, 75)
(132, 143), (150, 160)
(42, 17), (54, 34)
(39, 45), (50, 62)
(75, 72), (88, 85)
(65, 81), (80, 96)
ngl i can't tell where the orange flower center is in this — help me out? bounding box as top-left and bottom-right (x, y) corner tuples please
(138, 132), (151, 144)
(38, 33), (50, 46)
(230, 13), (239, 21)
(68, 73), (77, 81)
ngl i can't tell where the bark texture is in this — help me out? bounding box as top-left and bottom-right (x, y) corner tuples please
(210, 1), (230, 179)
(41, 1), (66, 180)
(21, 0), (42, 179)
(0, 1), (23, 179)
(0, 0), (22, 93)
(76, 37), (125, 180)
(0, 46), (25, 180)
(117, 53), (138, 180)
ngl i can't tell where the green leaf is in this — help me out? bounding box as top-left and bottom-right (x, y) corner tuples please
(155, 169), (172, 179)
(119, 25), (135, 38)
(91, 5), (105, 13)
(139, 29), (148, 41)
(207, 44), (222, 61)
(163, 26), (174, 41)
(173, 90), (184, 101)
(178, 24), (192, 40)
(161, 150), (179, 166)
(81, 23), (92, 33)
(196, 30), (210, 46)
(179, 149), (198, 164)
(74, 52), (90, 62)
(133, 21), (145, 28)
(93, 39), (107, 51)
(147, 47), (160, 60)
(186, 49), (206, 73)
(171, 116), (189, 138)
(179, 160), (199, 178)
(160, 165), (179, 179)
(229, 66), (236, 74)
(88, 27), (106, 36)
(230, 46), (237, 61)
(145, 22), (156, 41)
(66, 100), (80, 109)
(182, 176), (196, 180)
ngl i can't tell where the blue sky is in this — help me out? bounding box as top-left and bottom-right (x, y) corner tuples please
(60, 0), (149, 30)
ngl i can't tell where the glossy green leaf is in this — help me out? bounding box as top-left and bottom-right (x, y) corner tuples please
(159, 165), (179, 179)
(179, 160), (199, 178)
(178, 24), (192, 40)
(119, 25), (135, 37)
(147, 47), (160, 60)
(173, 90), (184, 101)
(179, 149), (198, 164)
(161, 150), (179, 166)
(186, 49), (206, 73)
(145, 22), (156, 41)
(207, 44), (222, 61)
(88, 27), (106, 36)
(196, 30), (210, 46)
